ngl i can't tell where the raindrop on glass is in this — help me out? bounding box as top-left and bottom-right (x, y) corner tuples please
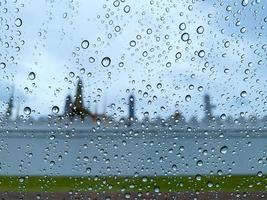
(52, 106), (59, 114)
(101, 57), (111, 67)
(181, 33), (189, 42)
(24, 107), (31, 115)
(28, 72), (36, 80)
(220, 146), (228, 154)
(240, 91), (247, 97)
(185, 95), (191, 102)
(124, 5), (131, 13)
(196, 26), (204, 34)
(81, 40), (89, 49)
(15, 18), (22, 27)
(241, 0), (249, 6)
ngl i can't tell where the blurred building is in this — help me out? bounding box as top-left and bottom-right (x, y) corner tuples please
(64, 79), (105, 122)
(203, 94), (216, 123)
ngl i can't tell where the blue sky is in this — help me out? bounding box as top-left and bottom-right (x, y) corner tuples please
(0, 0), (266, 120)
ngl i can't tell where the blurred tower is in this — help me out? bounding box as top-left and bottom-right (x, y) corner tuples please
(203, 94), (216, 123)
(74, 79), (84, 111)
(72, 79), (94, 120)
(128, 94), (135, 125)
(64, 95), (73, 118)
(6, 87), (14, 119)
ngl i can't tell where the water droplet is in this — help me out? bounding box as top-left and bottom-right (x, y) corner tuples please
(166, 62), (171, 68)
(49, 135), (55, 140)
(86, 167), (91, 174)
(28, 72), (36, 80)
(198, 50), (205, 58)
(240, 27), (246, 33)
(81, 40), (89, 49)
(129, 40), (136, 47)
(156, 83), (162, 89)
(83, 156), (89, 161)
(197, 160), (203, 166)
(224, 41), (230, 48)
(196, 26), (204, 34)
(185, 95), (191, 102)
(207, 181), (213, 187)
(226, 5), (232, 12)
(181, 33), (189, 42)
(220, 114), (226, 120)
(89, 57), (95, 63)
(154, 186), (160, 193)
(101, 57), (111, 67)
(124, 5), (131, 13)
(195, 174), (202, 181)
(113, 0), (120, 7)
(19, 177), (25, 183)
(240, 91), (247, 97)
(52, 106), (59, 114)
(257, 171), (263, 177)
(15, 18), (22, 27)
(24, 107), (31, 115)
(0, 62), (6, 69)
(241, 0), (249, 6)
(175, 52), (182, 59)
(220, 146), (228, 154)
(179, 22), (186, 31)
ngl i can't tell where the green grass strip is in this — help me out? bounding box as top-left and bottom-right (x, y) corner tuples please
(0, 175), (266, 193)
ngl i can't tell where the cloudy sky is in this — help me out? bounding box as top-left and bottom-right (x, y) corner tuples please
(0, 0), (266, 120)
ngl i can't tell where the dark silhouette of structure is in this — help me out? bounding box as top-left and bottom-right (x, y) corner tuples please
(6, 88), (14, 118)
(128, 94), (135, 125)
(64, 79), (96, 121)
(203, 94), (216, 123)
(64, 95), (73, 117)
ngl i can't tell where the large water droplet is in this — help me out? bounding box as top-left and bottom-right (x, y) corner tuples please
(181, 33), (189, 41)
(179, 23), (186, 31)
(81, 40), (89, 49)
(52, 106), (59, 114)
(185, 95), (191, 102)
(0, 62), (6, 69)
(198, 50), (205, 58)
(196, 26), (204, 34)
(124, 5), (131, 13)
(28, 72), (36, 80)
(220, 146), (228, 154)
(241, 0), (249, 6)
(24, 107), (31, 115)
(101, 57), (111, 67)
(15, 18), (22, 27)
(240, 91), (247, 97)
